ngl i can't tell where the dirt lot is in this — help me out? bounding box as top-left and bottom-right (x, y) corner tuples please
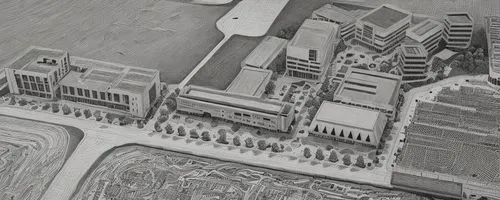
(0, 0), (235, 84)
(188, 0), (330, 89)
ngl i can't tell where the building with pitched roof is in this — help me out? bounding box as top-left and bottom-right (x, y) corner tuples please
(311, 4), (368, 40)
(443, 12), (474, 49)
(398, 44), (429, 81)
(225, 67), (272, 98)
(241, 36), (287, 70)
(486, 16), (500, 87)
(406, 19), (444, 54)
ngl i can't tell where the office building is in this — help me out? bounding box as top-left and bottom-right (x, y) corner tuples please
(398, 44), (429, 81)
(4, 46), (71, 100)
(225, 67), (272, 98)
(443, 12), (474, 49)
(241, 36), (287, 70)
(58, 57), (160, 117)
(406, 19), (444, 54)
(311, 4), (368, 40)
(177, 85), (295, 132)
(333, 68), (402, 119)
(286, 19), (340, 80)
(354, 4), (411, 54)
(309, 101), (387, 147)
(486, 16), (500, 87)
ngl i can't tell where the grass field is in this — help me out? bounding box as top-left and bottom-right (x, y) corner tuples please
(188, 0), (331, 89)
(0, 0), (236, 84)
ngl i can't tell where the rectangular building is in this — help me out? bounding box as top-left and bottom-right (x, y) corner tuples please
(311, 4), (368, 40)
(334, 68), (402, 119)
(177, 85), (295, 132)
(354, 4), (411, 54)
(443, 12), (474, 49)
(398, 44), (429, 81)
(241, 36), (288, 70)
(486, 16), (500, 87)
(225, 67), (272, 98)
(286, 19), (340, 80)
(309, 101), (387, 146)
(406, 19), (444, 54)
(4, 46), (71, 100)
(59, 57), (160, 117)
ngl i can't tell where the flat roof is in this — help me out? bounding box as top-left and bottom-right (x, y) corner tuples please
(336, 68), (402, 109)
(6, 46), (67, 74)
(180, 85), (292, 116)
(242, 36), (287, 69)
(401, 44), (427, 57)
(312, 4), (368, 24)
(59, 57), (158, 94)
(359, 4), (410, 29)
(225, 67), (272, 97)
(407, 19), (443, 42)
(446, 13), (473, 24)
(314, 101), (381, 130)
(289, 19), (338, 55)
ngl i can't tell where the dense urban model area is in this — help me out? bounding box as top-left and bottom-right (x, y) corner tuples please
(0, 0), (499, 199)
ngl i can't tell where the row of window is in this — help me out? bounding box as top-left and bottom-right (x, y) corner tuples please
(15, 74), (51, 93)
(62, 95), (130, 111)
(61, 85), (129, 104)
(19, 90), (52, 99)
(312, 125), (371, 143)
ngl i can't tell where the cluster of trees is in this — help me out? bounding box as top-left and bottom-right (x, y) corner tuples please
(276, 23), (300, 40)
(304, 78), (337, 121)
(303, 147), (366, 168)
(449, 46), (488, 74)
(264, 81), (276, 95)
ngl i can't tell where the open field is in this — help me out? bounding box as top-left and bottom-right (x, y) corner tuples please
(0, 0), (235, 84)
(0, 115), (83, 200)
(71, 144), (421, 200)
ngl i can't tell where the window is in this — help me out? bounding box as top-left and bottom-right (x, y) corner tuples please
(243, 114), (250, 117)
(314, 125), (319, 132)
(44, 78), (48, 83)
(38, 84), (44, 92)
(92, 91), (98, 99)
(77, 88), (83, 96)
(331, 128), (335, 136)
(45, 85), (50, 92)
(31, 83), (37, 91)
(62, 86), (68, 94)
(22, 75), (28, 81)
(107, 93), (112, 101)
(356, 134), (362, 141)
(366, 136), (371, 142)
(84, 89), (90, 98)
(235, 113), (242, 116)
(263, 118), (270, 121)
(113, 94), (120, 102)
(100, 92), (106, 100)
(29, 76), (35, 82)
(36, 77), (41, 83)
(69, 87), (75, 95)
(348, 132), (353, 139)
(124, 95), (129, 104)
(322, 127), (328, 134)
(339, 130), (344, 137)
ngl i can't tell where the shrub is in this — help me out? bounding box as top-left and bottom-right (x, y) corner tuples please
(343, 154), (351, 166)
(373, 156), (380, 164)
(178, 126), (186, 136)
(303, 147), (312, 158)
(257, 140), (267, 150)
(233, 136), (241, 146)
(165, 123), (174, 134)
(189, 129), (199, 139)
(201, 131), (211, 141)
(271, 143), (281, 153)
(264, 81), (276, 95)
(105, 113), (115, 123)
(196, 122), (204, 129)
(18, 98), (28, 106)
(210, 118), (219, 128)
(216, 130), (228, 144)
(74, 110), (82, 118)
(245, 137), (254, 148)
(158, 115), (169, 123)
(329, 151), (338, 163)
(159, 108), (169, 116)
(62, 105), (71, 115)
(154, 121), (162, 132)
(41, 103), (50, 110)
(83, 109), (92, 118)
(52, 103), (60, 113)
(137, 120), (144, 129)
(355, 155), (366, 168)
(326, 145), (334, 151)
(231, 123), (241, 132)
(8, 97), (16, 105)
(315, 149), (324, 160)
(93, 110), (101, 118)
(165, 98), (177, 111)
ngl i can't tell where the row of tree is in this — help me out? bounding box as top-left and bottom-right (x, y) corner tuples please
(303, 147), (367, 168)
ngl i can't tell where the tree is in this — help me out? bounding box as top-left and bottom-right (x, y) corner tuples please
(178, 126), (186, 136)
(158, 115), (169, 123)
(105, 113), (115, 123)
(196, 122), (204, 129)
(257, 140), (267, 150)
(42, 103), (50, 110)
(165, 98), (177, 111)
(264, 81), (276, 95)
(303, 147), (312, 158)
(201, 131), (211, 141)
(328, 151), (338, 163)
(343, 154), (351, 166)
(373, 156), (380, 164)
(8, 97), (16, 105)
(83, 109), (92, 118)
(93, 110), (102, 121)
(62, 105), (71, 115)
(159, 108), (169, 116)
(216, 130), (228, 144)
(320, 78), (330, 93)
(137, 120), (144, 129)
(52, 103), (60, 113)
(245, 137), (254, 148)
(355, 155), (366, 168)
(18, 98), (27, 106)
(271, 143), (281, 153)
(74, 110), (82, 117)
(154, 121), (162, 132)
(189, 129), (199, 139)
(233, 136), (241, 146)
(231, 123), (241, 132)
(307, 107), (318, 121)
(323, 89), (335, 102)
(315, 149), (324, 160)
(165, 123), (174, 134)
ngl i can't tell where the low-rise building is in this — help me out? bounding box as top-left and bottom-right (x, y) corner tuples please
(241, 36), (288, 70)
(354, 4), (411, 54)
(311, 4), (368, 40)
(486, 16), (500, 87)
(398, 44), (429, 81)
(443, 12), (474, 49)
(4, 46), (71, 100)
(333, 68), (402, 119)
(225, 67), (272, 98)
(177, 85), (295, 132)
(406, 19), (444, 54)
(309, 101), (387, 147)
(286, 19), (340, 80)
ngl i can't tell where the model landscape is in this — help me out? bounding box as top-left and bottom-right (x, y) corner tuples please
(0, 0), (498, 199)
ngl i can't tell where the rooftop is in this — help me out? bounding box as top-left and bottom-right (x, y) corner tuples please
(401, 44), (428, 57)
(59, 57), (158, 94)
(242, 36), (287, 69)
(312, 4), (368, 24)
(335, 68), (402, 109)
(359, 4), (410, 29)
(314, 101), (382, 130)
(6, 46), (67, 74)
(446, 13), (473, 24)
(289, 19), (339, 53)
(406, 19), (443, 42)
(225, 67), (272, 97)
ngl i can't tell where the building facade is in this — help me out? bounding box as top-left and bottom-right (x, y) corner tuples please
(406, 19), (444, 54)
(286, 19), (339, 80)
(4, 46), (71, 100)
(354, 4), (411, 54)
(443, 12), (474, 49)
(177, 85), (295, 132)
(398, 44), (429, 81)
(486, 16), (500, 87)
(241, 36), (287, 70)
(309, 101), (387, 147)
(311, 4), (368, 40)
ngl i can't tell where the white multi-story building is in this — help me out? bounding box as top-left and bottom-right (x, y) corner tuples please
(443, 12), (474, 49)
(241, 36), (288, 70)
(311, 4), (368, 40)
(354, 4), (411, 54)
(398, 44), (429, 81)
(406, 19), (444, 54)
(177, 85), (295, 132)
(309, 101), (387, 147)
(286, 19), (340, 80)
(486, 16), (500, 88)
(4, 46), (71, 100)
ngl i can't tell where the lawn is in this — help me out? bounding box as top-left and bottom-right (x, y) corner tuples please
(0, 0), (236, 84)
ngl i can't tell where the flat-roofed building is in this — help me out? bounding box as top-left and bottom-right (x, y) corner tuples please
(334, 68), (402, 119)
(311, 4), (368, 40)
(406, 19), (444, 54)
(177, 85), (295, 132)
(241, 36), (288, 70)
(59, 57), (160, 117)
(398, 44), (429, 81)
(225, 67), (272, 98)
(4, 46), (71, 100)
(286, 19), (340, 80)
(443, 12), (474, 49)
(309, 101), (387, 146)
(354, 4), (411, 54)
(486, 16), (500, 87)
